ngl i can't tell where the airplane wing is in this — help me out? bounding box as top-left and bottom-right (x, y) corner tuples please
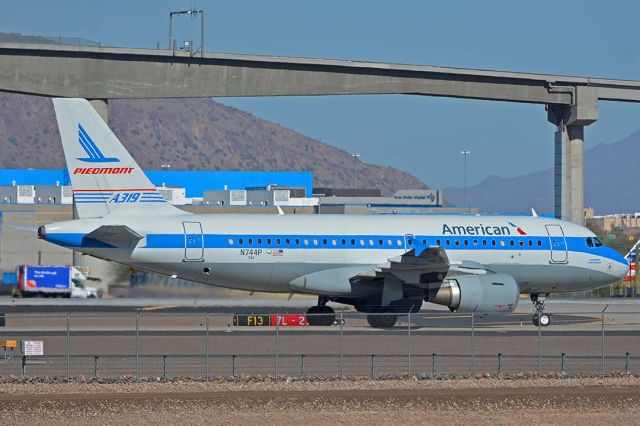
(361, 246), (450, 286)
(288, 245), (491, 295)
(84, 225), (143, 249)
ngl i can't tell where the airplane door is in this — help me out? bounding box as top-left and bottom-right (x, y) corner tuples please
(545, 224), (568, 263)
(404, 234), (414, 252)
(183, 221), (204, 261)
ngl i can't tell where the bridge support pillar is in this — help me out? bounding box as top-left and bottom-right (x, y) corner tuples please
(553, 124), (584, 225)
(89, 99), (109, 123)
(547, 87), (598, 225)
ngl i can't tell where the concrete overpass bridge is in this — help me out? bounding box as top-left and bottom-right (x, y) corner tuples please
(1, 42), (640, 223)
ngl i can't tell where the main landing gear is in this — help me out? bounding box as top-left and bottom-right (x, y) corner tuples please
(306, 297), (336, 326)
(366, 310), (398, 328)
(531, 293), (551, 327)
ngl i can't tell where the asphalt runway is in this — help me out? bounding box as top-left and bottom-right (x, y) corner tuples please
(0, 298), (638, 379)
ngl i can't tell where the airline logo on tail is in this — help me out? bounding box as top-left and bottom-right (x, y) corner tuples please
(77, 123), (119, 163)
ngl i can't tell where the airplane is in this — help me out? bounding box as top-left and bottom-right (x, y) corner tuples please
(38, 98), (629, 328)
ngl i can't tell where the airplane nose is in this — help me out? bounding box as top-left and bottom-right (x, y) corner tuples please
(610, 251), (629, 280)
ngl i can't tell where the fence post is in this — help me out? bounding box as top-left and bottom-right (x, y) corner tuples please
(21, 355), (26, 376)
(300, 354), (305, 378)
(94, 356), (99, 378)
(432, 353), (436, 376)
(340, 311), (344, 377)
(135, 311), (140, 382)
(561, 353), (565, 374)
(407, 311), (412, 377)
(601, 305), (608, 377)
(232, 354), (236, 377)
(66, 313), (70, 382)
(625, 352), (630, 374)
(163, 354), (167, 378)
(275, 315), (279, 381)
(471, 313), (475, 376)
(497, 353), (502, 375)
(537, 313), (542, 376)
(370, 354), (375, 379)
(205, 313), (209, 381)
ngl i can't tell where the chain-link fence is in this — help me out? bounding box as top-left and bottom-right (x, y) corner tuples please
(0, 309), (638, 380)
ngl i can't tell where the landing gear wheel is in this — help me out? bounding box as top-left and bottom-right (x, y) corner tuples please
(530, 294), (551, 327)
(367, 312), (398, 328)
(532, 313), (551, 327)
(306, 305), (335, 326)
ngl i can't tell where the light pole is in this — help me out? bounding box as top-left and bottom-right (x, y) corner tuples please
(460, 149), (471, 208)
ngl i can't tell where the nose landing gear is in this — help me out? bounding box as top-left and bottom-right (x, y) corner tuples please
(306, 296), (336, 326)
(531, 293), (551, 327)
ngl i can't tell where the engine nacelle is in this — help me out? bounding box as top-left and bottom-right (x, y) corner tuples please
(426, 273), (519, 313)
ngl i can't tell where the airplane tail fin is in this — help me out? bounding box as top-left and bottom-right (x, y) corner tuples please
(52, 98), (181, 219)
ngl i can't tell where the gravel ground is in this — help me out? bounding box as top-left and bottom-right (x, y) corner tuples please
(0, 377), (639, 425)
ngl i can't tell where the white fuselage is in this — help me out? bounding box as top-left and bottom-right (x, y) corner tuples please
(43, 213), (629, 296)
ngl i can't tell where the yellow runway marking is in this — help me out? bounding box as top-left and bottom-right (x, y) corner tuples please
(140, 305), (177, 311)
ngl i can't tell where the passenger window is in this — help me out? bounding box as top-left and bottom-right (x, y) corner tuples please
(397, 239), (403, 246)
(295, 238), (300, 245)
(369, 239), (374, 246)
(473, 240), (478, 246)
(445, 240), (450, 246)
(360, 239), (365, 246)
(454, 240), (460, 246)
(304, 239), (309, 246)
(378, 239), (384, 246)
(388, 239), (393, 246)
(422, 239), (427, 244)
(276, 238), (281, 245)
(351, 239), (356, 245)
(267, 238), (272, 245)
(537, 240), (542, 247)
(286, 238), (290, 245)
(332, 239), (337, 246)
(464, 240), (469, 246)
(239, 238), (244, 245)
(528, 240), (533, 246)
(248, 238), (253, 245)
(342, 239), (347, 245)
(509, 240), (514, 247)
(228, 238), (234, 245)
(482, 240), (487, 246)
(491, 240), (496, 247)
(407, 239), (413, 246)
(257, 238), (262, 245)
(313, 239), (318, 246)
(323, 238), (328, 245)
(437, 239), (441, 246)
(500, 241), (506, 247)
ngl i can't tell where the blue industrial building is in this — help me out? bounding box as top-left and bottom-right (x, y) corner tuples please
(0, 169), (313, 197)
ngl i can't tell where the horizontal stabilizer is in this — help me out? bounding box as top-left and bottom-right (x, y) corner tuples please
(10, 226), (38, 233)
(85, 225), (143, 249)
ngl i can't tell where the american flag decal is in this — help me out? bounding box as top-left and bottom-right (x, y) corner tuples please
(273, 249), (284, 256)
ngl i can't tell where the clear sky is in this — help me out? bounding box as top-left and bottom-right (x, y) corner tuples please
(3, 1), (639, 188)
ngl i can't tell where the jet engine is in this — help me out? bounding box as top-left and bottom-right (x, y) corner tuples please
(425, 273), (519, 313)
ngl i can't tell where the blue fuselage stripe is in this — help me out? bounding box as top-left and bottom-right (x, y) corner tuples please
(43, 232), (625, 264)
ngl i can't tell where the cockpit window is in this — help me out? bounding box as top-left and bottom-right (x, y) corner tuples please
(586, 237), (604, 248)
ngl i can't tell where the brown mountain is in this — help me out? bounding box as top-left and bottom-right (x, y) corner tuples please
(0, 93), (427, 195)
